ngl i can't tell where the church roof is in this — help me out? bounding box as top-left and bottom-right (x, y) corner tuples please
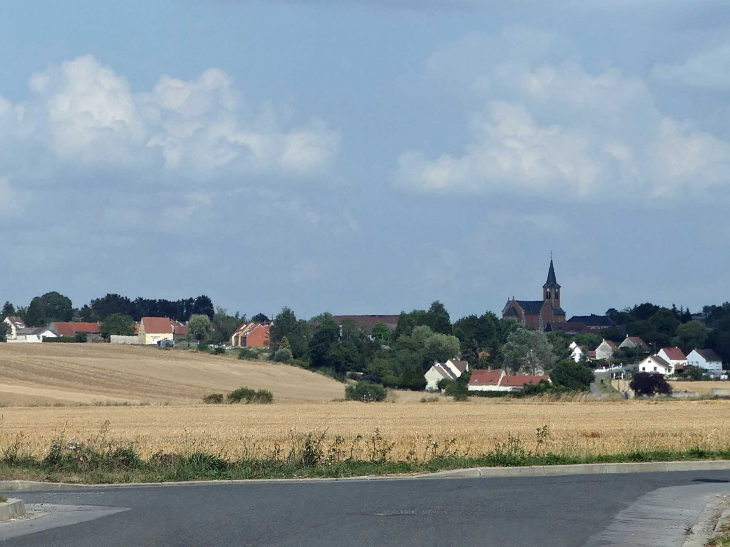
(515, 300), (545, 314)
(543, 259), (560, 288)
(550, 306), (566, 315)
(504, 307), (519, 317)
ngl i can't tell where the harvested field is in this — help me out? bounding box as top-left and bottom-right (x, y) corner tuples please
(668, 380), (730, 396)
(0, 344), (345, 405)
(1, 399), (728, 461)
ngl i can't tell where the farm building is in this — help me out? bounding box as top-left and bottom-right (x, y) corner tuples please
(231, 322), (270, 348)
(467, 369), (550, 393)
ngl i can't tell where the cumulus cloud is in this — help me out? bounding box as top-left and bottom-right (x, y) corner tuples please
(395, 29), (730, 201)
(2, 55), (340, 176)
(652, 45), (730, 89)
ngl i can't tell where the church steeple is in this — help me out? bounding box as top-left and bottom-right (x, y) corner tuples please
(543, 257), (561, 308)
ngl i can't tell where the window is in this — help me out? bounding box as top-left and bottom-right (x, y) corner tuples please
(555, 290), (559, 300)
(546, 290), (550, 299)
(653, 366), (657, 371)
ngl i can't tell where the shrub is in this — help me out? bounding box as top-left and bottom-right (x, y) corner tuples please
(238, 348), (258, 360)
(74, 332), (88, 343)
(444, 382), (469, 401)
(630, 372), (672, 396)
(227, 387), (274, 404)
(549, 360), (593, 391)
(345, 382), (387, 403)
(44, 336), (78, 343)
(202, 393), (224, 404)
(680, 366), (704, 381)
(213, 346), (226, 356)
(197, 342), (210, 353)
(273, 348), (292, 363)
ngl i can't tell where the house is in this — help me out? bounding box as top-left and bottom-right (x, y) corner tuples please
(171, 320), (189, 342)
(138, 317), (175, 345)
(332, 315), (400, 334)
(231, 322), (270, 348)
(687, 349), (723, 375)
(49, 322), (103, 341)
(657, 347), (687, 372)
(569, 341), (585, 363)
(566, 314), (614, 332)
(467, 369), (550, 393)
(595, 339), (617, 360)
(502, 259), (566, 331)
(3, 316), (26, 340)
(637, 355), (673, 376)
(619, 335), (650, 354)
(7, 326), (56, 344)
(424, 359), (469, 391)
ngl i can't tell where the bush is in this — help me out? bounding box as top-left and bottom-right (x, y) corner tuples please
(444, 382), (469, 401)
(680, 366), (704, 381)
(227, 387), (274, 404)
(44, 336), (78, 343)
(197, 342), (210, 353)
(273, 348), (292, 363)
(238, 348), (258, 360)
(345, 382), (387, 403)
(550, 360), (593, 391)
(213, 346), (226, 356)
(630, 372), (672, 396)
(202, 393), (224, 404)
(74, 332), (88, 343)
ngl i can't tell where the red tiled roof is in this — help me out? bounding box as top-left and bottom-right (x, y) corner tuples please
(468, 369), (504, 386)
(660, 347), (686, 361)
(500, 375), (550, 387)
(52, 322), (76, 337)
(141, 317), (173, 334)
(605, 340), (618, 350)
(51, 322), (101, 336)
(74, 322), (101, 334)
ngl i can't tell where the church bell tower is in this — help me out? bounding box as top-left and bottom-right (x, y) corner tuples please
(543, 258), (561, 308)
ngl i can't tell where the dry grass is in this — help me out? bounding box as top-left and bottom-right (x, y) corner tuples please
(1, 399), (728, 461)
(668, 380), (729, 396)
(0, 344), (345, 405)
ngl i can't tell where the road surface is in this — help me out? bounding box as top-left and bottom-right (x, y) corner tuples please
(1, 470), (729, 546)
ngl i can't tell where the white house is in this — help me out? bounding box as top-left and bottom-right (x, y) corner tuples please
(467, 369), (550, 392)
(3, 316), (26, 340)
(637, 354), (673, 376)
(595, 339), (618, 360)
(424, 359), (469, 391)
(687, 349), (723, 375)
(657, 347), (687, 372)
(569, 341), (585, 363)
(7, 326), (56, 344)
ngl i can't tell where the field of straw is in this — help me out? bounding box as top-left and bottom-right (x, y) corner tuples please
(1, 399), (728, 461)
(0, 344), (345, 405)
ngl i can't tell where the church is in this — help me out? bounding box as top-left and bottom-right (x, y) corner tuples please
(502, 259), (566, 331)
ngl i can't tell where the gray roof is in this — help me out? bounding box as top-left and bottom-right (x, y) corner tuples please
(504, 307), (519, 317)
(694, 349), (722, 362)
(515, 300), (545, 314)
(567, 314), (614, 327)
(551, 305), (566, 316)
(543, 259), (560, 288)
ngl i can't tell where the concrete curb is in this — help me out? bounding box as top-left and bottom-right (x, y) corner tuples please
(683, 494), (730, 547)
(1, 459), (730, 492)
(0, 499), (26, 521)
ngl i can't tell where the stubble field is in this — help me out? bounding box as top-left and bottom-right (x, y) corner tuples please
(1, 399), (728, 461)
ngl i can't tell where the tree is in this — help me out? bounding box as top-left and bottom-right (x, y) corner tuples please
(672, 321), (709, 354)
(270, 308), (299, 349)
(0, 322), (8, 342)
(549, 360), (594, 391)
(501, 330), (556, 375)
(211, 307), (243, 345)
(78, 304), (94, 321)
(649, 308), (680, 337)
(24, 297), (47, 327)
(425, 301), (452, 334)
(188, 314), (212, 341)
(424, 333), (461, 363)
(309, 318), (340, 368)
(279, 337), (292, 352)
(630, 372), (672, 396)
(100, 314), (135, 339)
(2, 302), (15, 318)
(191, 295), (215, 319)
(39, 291), (73, 322)
(90, 294), (133, 321)
(251, 313), (270, 324)
(681, 366), (704, 381)
(371, 322), (392, 346)
(461, 338), (480, 368)
(329, 340), (363, 373)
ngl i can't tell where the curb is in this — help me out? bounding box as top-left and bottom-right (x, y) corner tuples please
(1, 459), (730, 492)
(0, 499), (26, 521)
(683, 494), (730, 547)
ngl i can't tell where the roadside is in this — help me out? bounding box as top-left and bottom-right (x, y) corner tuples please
(683, 493), (730, 546)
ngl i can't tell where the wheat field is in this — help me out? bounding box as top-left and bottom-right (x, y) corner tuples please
(0, 344), (345, 405)
(1, 399), (728, 461)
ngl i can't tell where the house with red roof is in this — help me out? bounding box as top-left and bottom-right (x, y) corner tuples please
(594, 339), (618, 360)
(138, 317), (175, 345)
(49, 322), (102, 341)
(618, 335), (650, 354)
(657, 347), (687, 372)
(231, 322), (270, 348)
(467, 369), (550, 393)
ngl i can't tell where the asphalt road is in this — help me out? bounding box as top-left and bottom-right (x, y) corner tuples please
(2, 470), (730, 546)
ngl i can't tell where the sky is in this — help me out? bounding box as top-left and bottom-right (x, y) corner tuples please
(1, 0), (730, 320)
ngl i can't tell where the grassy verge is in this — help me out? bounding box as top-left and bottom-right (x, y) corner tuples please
(0, 433), (728, 485)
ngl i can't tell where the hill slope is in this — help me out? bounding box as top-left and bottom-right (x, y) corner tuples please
(0, 344), (345, 405)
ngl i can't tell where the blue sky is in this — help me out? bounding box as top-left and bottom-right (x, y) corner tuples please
(1, 0), (729, 319)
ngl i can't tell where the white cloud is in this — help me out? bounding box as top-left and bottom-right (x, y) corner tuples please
(0, 177), (26, 216)
(652, 45), (730, 89)
(3, 55), (340, 176)
(395, 29), (730, 202)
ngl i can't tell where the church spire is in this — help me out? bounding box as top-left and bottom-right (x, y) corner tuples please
(544, 258), (559, 288)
